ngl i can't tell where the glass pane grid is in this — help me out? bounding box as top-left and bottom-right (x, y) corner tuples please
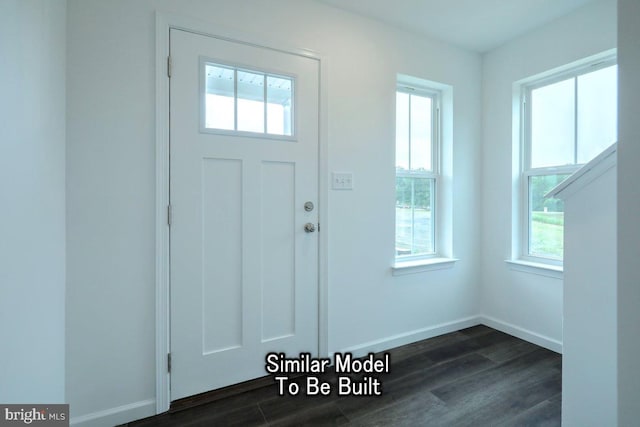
(528, 63), (618, 170)
(409, 94), (432, 172)
(237, 70), (265, 133)
(577, 65), (618, 163)
(204, 62), (293, 137)
(395, 92), (410, 170)
(530, 77), (575, 168)
(267, 76), (292, 135)
(395, 176), (435, 257)
(395, 88), (438, 259)
(524, 62), (617, 262)
(205, 64), (235, 130)
(395, 91), (434, 173)
(527, 174), (569, 259)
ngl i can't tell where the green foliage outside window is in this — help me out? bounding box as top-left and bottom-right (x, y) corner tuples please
(530, 174), (569, 213)
(396, 173), (431, 209)
(529, 174), (570, 258)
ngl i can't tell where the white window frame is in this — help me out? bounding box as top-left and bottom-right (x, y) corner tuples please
(393, 75), (455, 275)
(517, 55), (617, 267)
(199, 57), (297, 141)
(395, 85), (440, 262)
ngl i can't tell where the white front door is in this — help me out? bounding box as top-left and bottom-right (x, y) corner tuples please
(169, 29), (320, 401)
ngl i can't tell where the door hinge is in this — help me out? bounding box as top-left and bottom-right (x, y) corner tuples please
(317, 223), (320, 232)
(167, 56), (172, 78)
(167, 204), (172, 226)
(167, 353), (172, 373)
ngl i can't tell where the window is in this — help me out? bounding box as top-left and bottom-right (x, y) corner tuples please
(395, 86), (440, 260)
(521, 60), (617, 263)
(203, 61), (294, 137)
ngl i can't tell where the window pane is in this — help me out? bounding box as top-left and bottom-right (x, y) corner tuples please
(266, 76), (293, 136)
(529, 174), (570, 259)
(237, 70), (265, 133)
(395, 92), (410, 170)
(577, 65), (617, 163)
(531, 78), (575, 168)
(205, 64), (235, 130)
(410, 94), (432, 171)
(395, 177), (435, 256)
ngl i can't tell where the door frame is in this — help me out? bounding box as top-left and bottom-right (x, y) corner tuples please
(154, 12), (329, 414)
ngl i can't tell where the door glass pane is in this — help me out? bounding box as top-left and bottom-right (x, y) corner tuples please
(266, 76), (293, 136)
(577, 65), (617, 163)
(410, 94), (432, 171)
(531, 78), (575, 168)
(529, 174), (570, 259)
(237, 70), (265, 133)
(205, 64), (235, 130)
(395, 92), (410, 170)
(395, 177), (435, 256)
(203, 63), (296, 138)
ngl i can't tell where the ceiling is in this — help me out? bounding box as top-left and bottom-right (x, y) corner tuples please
(315, 0), (598, 52)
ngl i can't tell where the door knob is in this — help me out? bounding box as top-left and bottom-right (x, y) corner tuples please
(304, 223), (316, 233)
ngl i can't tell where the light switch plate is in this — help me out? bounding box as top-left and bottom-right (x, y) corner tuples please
(332, 172), (353, 190)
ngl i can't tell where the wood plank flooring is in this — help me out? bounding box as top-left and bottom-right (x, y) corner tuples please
(125, 326), (561, 426)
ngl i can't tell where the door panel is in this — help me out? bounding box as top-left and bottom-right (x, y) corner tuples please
(202, 158), (243, 354)
(169, 29), (319, 400)
(260, 161), (296, 342)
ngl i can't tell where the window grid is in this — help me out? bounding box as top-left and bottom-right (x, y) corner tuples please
(202, 60), (295, 139)
(395, 86), (441, 261)
(520, 58), (617, 264)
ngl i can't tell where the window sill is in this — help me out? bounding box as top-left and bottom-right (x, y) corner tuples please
(505, 259), (563, 279)
(392, 257), (458, 276)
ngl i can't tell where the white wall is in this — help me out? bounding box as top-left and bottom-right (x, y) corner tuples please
(617, 0), (640, 423)
(560, 162), (617, 426)
(65, 0), (481, 424)
(0, 0), (66, 403)
(480, 0), (617, 350)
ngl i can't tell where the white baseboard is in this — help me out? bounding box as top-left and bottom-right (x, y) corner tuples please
(479, 315), (563, 354)
(332, 315), (482, 358)
(70, 398), (156, 427)
(331, 315), (562, 359)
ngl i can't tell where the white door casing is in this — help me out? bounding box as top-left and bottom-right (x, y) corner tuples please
(169, 29), (320, 401)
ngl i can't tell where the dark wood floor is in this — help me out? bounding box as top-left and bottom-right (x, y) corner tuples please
(126, 325), (561, 426)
